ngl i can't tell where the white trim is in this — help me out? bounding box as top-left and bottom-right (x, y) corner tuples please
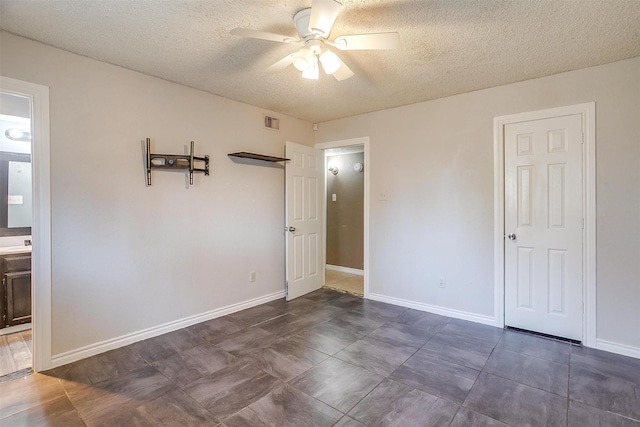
(493, 103), (596, 347)
(595, 339), (640, 360)
(582, 104), (597, 349)
(316, 137), (370, 298)
(369, 293), (498, 327)
(314, 137), (370, 151)
(0, 76), (52, 372)
(51, 290), (285, 368)
(0, 323), (31, 336)
(325, 264), (364, 276)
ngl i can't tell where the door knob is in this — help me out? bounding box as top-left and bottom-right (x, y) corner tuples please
(508, 233), (516, 240)
(288, 226), (296, 232)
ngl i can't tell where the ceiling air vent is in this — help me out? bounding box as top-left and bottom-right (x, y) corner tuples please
(264, 115), (280, 130)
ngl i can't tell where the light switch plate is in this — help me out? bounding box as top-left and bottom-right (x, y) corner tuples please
(8, 195), (23, 205)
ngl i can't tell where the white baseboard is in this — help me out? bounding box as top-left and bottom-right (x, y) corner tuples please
(51, 290), (285, 368)
(368, 293), (499, 328)
(326, 264), (364, 276)
(0, 323), (31, 336)
(595, 338), (640, 360)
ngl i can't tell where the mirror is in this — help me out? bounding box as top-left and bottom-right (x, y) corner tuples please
(8, 160), (32, 227)
(1, 152), (32, 235)
(0, 92), (32, 238)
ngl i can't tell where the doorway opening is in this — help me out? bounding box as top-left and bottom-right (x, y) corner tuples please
(316, 137), (370, 298)
(0, 76), (52, 375)
(0, 92), (34, 378)
(323, 145), (364, 296)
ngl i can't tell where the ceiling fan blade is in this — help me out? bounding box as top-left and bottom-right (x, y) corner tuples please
(267, 53), (297, 71)
(230, 27), (300, 44)
(333, 32), (399, 50)
(309, 0), (342, 37)
(332, 59), (354, 81)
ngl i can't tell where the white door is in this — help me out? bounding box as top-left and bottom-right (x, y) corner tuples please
(504, 114), (583, 341)
(285, 141), (323, 300)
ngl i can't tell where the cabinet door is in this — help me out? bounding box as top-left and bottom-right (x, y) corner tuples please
(5, 271), (31, 326)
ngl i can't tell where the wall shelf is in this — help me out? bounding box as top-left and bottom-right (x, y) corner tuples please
(228, 152), (289, 163)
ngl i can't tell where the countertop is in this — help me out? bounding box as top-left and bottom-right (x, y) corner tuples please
(0, 245), (33, 255)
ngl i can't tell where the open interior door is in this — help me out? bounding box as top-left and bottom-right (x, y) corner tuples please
(285, 141), (323, 300)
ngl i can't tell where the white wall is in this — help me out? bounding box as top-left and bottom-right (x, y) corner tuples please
(1, 30), (638, 359)
(317, 58), (640, 352)
(0, 32), (313, 356)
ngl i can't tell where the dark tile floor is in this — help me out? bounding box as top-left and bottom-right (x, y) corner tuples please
(1, 289), (639, 426)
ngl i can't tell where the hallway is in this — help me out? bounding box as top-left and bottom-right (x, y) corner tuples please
(323, 268), (364, 296)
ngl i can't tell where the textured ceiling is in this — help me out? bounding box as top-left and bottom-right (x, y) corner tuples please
(1, 0), (639, 123)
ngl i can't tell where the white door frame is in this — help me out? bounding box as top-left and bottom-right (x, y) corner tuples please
(1, 76), (52, 371)
(493, 103), (596, 347)
(315, 137), (370, 298)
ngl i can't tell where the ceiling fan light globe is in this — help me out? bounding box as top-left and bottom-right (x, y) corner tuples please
(302, 68), (319, 79)
(293, 48), (314, 71)
(293, 57), (309, 71)
(320, 50), (341, 75)
(302, 57), (319, 79)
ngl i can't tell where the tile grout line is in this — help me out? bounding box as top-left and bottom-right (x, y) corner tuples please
(477, 368), (570, 400)
(218, 356), (347, 425)
(280, 306), (427, 424)
(489, 343), (571, 366)
(182, 322), (343, 424)
(446, 405), (463, 427)
(477, 339), (573, 399)
(475, 331), (575, 401)
(453, 330), (503, 424)
(280, 380), (349, 425)
(340, 318), (467, 424)
(58, 376), (89, 427)
(560, 345), (640, 422)
(321, 355), (384, 421)
(174, 378), (224, 426)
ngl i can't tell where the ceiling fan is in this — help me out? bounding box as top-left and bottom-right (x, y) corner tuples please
(230, 0), (399, 81)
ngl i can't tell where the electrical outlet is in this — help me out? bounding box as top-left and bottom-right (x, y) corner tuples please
(438, 277), (446, 288)
(249, 271), (256, 282)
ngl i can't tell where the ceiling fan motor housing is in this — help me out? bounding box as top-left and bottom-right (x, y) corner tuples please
(294, 8), (315, 38)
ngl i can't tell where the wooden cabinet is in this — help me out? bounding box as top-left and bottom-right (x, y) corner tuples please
(1, 252), (31, 328)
